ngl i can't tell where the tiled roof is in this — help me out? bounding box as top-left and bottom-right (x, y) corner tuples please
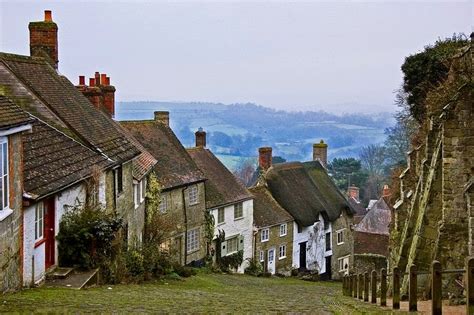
(265, 161), (354, 227)
(0, 53), (139, 165)
(354, 231), (389, 256)
(0, 95), (33, 130)
(120, 120), (205, 189)
(23, 119), (110, 199)
(187, 147), (252, 209)
(354, 197), (391, 235)
(249, 185), (293, 228)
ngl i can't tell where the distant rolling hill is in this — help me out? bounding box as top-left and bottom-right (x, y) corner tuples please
(116, 101), (394, 171)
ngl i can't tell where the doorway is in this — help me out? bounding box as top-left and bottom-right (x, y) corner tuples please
(43, 198), (55, 269)
(267, 248), (275, 274)
(299, 241), (307, 270)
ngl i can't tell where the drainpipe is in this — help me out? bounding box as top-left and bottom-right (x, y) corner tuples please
(31, 255), (34, 287)
(181, 187), (188, 266)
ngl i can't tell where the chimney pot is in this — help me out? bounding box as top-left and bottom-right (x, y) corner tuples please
(89, 78), (96, 86)
(347, 186), (360, 202)
(105, 76), (110, 85)
(44, 10), (52, 22)
(100, 74), (107, 85)
(154, 111), (170, 127)
(313, 139), (328, 168)
(258, 147), (272, 171)
(79, 76), (85, 86)
(382, 185), (391, 198)
(95, 72), (100, 85)
(195, 128), (207, 147)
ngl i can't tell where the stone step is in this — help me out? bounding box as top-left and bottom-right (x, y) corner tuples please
(45, 268), (99, 289)
(46, 267), (74, 280)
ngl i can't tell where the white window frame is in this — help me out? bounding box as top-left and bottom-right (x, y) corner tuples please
(259, 250), (264, 262)
(35, 202), (44, 241)
(0, 137), (9, 212)
(337, 229), (345, 245)
(279, 244), (286, 259)
(188, 185), (199, 205)
(338, 255), (350, 272)
(227, 236), (239, 254)
(140, 178), (146, 202)
(133, 183), (139, 209)
(186, 228), (200, 253)
(217, 207), (225, 224)
(233, 202), (243, 220)
(279, 223), (287, 237)
(159, 195), (167, 213)
(261, 228), (269, 242)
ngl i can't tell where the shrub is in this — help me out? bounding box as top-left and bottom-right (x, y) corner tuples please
(244, 258), (263, 276)
(173, 264), (197, 278)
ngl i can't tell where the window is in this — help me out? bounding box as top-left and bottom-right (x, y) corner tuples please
(337, 229), (345, 245)
(133, 184), (139, 209)
(217, 207), (225, 224)
(159, 195), (167, 213)
(338, 256), (350, 272)
(188, 185), (198, 205)
(140, 178), (146, 201)
(0, 138), (8, 211)
(234, 202), (243, 219)
(279, 245), (287, 259)
(261, 228), (269, 242)
(35, 202), (44, 241)
(186, 228), (200, 253)
(279, 223), (287, 237)
(259, 250), (264, 262)
(325, 232), (331, 251)
(114, 166), (123, 196)
(227, 237), (238, 254)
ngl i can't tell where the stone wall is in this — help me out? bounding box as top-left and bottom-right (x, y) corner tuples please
(331, 211), (354, 280)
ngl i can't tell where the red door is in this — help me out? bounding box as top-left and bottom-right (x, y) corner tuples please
(44, 198), (55, 269)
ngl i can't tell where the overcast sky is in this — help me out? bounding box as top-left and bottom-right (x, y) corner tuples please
(0, 1), (471, 114)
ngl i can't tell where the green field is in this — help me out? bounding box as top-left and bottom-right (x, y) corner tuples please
(1, 272), (389, 314)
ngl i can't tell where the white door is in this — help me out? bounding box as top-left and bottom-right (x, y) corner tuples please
(267, 248), (275, 274)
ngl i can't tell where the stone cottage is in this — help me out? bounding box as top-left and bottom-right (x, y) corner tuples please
(121, 112), (207, 265)
(249, 185), (294, 275)
(187, 128), (254, 273)
(0, 11), (147, 285)
(0, 97), (33, 292)
(256, 144), (354, 280)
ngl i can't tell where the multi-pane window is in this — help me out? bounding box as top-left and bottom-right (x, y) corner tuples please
(0, 138), (8, 211)
(227, 237), (238, 254)
(217, 207), (225, 224)
(159, 195), (168, 213)
(188, 185), (198, 205)
(35, 202), (44, 241)
(186, 228), (199, 253)
(338, 256), (350, 272)
(259, 250), (264, 262)
(261, 228), (269, 242)
(279, 223), (287, 237)
(133, 184), (139, 209)
(337, 229), (345, 245)
(279, 244), (286, 259)
(325, 232), (331, 251)
(114, 166), (123, 196)
(140, 178), (146, 201)
(234, 202), (243, 219)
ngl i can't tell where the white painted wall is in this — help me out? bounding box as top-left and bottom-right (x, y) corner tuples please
(98, 173), (106, 205)
(210, 199), (254, 273)
(23, 184), (86, 286)
(292, 214), (332, 274)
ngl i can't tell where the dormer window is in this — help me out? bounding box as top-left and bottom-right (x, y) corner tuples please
(0, 137), (9, 212)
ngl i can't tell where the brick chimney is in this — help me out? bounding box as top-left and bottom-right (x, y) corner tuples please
(29, 10), (58, 69)
(258, 147), (272, 171)
(347, 186), (360, 202)
(313, 140), (328, 168)
(154, 111), (169, 126)
(382, 185), (391, 198)
(76, 72), (115, 118)
(195, 127), (206, 147)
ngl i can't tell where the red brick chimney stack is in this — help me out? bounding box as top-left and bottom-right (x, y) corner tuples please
(89, 78), (96, 86)
(29, 10), (59, 69)
(313, 140), (328, 168)
(76, 72), (116, 118)
(382, 185), (391, 198)
(259, 147), (272, 171)
(78, 76), (85, 86)
(95, 72), (101, 85)
(347, 186), (360, 202)
(195, 127), (206, 147)
(154, 111), (170, 126)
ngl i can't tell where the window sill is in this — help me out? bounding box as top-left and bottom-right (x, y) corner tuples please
(279, 234), (287, 237)
(233, 217), (244, 221)
(186, 248), (200, 255)
(35, 238), (46, 248)
(278, 256), (286, 260)
(337, 242), (344, 245)
(261, 239), (269, 243)
(0, 209), (13, 222)
(217, 222), (225, 226)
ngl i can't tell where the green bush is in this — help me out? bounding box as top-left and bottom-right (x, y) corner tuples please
(125, 248), (145, 278)
(173, 264), (197, 278)
(244, 258), (263, 276)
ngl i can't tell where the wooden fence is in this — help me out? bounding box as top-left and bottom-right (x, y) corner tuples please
(342, 257), (474, 315)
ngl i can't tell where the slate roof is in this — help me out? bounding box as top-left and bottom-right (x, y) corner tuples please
(120, 120), (205, 189)
(187, 147), (252, 209)
(354, 197), (391, 235)
(265, 161), (354, 227)
(0, 53), (139, 165)
(0, 95), (34, 130)
(23, 119), (110, 199)
(249, 185), (293, 228)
